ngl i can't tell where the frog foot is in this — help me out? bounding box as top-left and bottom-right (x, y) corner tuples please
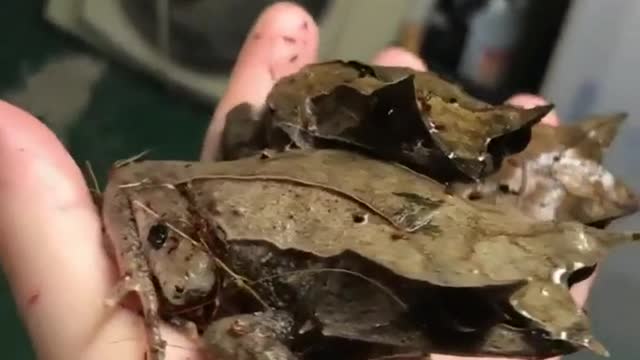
(167, 317), (200, 341)
(202, 310), (297, 360)
(106, 274), (166, 360)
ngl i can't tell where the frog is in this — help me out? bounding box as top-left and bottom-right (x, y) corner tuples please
(102, 148), (640, 360)
(447, 112), (639, 227)
(220, 60), (554, 183)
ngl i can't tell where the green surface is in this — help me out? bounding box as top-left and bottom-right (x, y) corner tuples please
(0, 1), (215, 358)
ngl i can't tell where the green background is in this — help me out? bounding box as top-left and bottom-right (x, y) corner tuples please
(0, 1), (213, 358)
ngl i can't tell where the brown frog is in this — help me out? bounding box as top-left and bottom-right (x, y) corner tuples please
(102, 148), (640, 360)
(448, 113), (639, 226)
(221, 60), (553, 183)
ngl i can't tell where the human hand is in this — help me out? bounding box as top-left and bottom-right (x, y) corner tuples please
(0, 2), (594, 360)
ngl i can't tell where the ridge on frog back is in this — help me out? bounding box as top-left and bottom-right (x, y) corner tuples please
(101, 148), (640, 360)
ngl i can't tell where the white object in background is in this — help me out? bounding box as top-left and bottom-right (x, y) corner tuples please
(540, 0), (640, 123)
(44, 0), (420, 103)
(395, 0), (436, 54)
(538, 0), (640, 221)
(540, 4), (640, 360)
(457, 0), (526, 89)
(402, 0), (437, 26)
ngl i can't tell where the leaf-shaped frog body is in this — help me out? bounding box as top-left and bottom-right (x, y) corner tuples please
(449, 113), (639, 225)
(103, 149), (639, 360)
(221, 60), (553, 183)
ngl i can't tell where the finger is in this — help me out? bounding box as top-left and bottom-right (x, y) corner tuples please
(0, 101), (116, 358)
(82, 310), (204, 360)
(201, 1), (319, 161)
(0, 101), (207, 360)
(570, 269), (596, 308)
(371, 46), (427, 71)
(506, 93), (560, 126)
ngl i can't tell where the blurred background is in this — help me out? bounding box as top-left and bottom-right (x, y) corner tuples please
(1, 0), (639, 359)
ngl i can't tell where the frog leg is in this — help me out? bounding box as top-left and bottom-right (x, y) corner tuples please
(202, 310), (298, 360)
(103, 192), (166, 360)
(105, 272), (165, 360)
(509, 280), (608, 356)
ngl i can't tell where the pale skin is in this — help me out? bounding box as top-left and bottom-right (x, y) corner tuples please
(0, 2), (594, 360)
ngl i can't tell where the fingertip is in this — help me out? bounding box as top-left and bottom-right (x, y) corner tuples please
(0, 101), (114, 358)
(235, 1), (319, 79)
(202, 1), (319, 160)
(506, 93), (560, 126)
(0, 101), (83, 187)
(506, 93), (548, 107)
(371, 46), (427, 71)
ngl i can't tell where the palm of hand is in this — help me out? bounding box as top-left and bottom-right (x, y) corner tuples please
(0, 2), (591, 360)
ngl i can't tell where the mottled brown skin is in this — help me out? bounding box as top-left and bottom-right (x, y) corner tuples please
(102, 176), (167, 360)
(449, 113), (639, 225)
(222, 60), (553, 183)
(102, 162), (219, 360)
(203, 311), (298, 360)
(102, 149), (640, 360)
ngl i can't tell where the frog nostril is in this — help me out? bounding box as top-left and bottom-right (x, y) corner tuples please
(174, 285), (185, 294)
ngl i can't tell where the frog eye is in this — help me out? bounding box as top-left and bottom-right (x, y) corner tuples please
(147, 223), (169, 249)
